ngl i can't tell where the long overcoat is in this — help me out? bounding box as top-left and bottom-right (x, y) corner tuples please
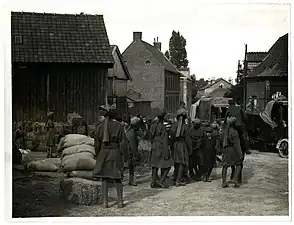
(201, 135), (217, 169)
(189, 126), (205, 166)
(170, 122), (192, 166)
(220, 126), (243, 167)
(92, 119), (125, 180)
(124, 128), (140, 168)
(149, 120), (174, 168)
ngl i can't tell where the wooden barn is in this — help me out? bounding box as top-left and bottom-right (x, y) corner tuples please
(11, 12), (114, 124)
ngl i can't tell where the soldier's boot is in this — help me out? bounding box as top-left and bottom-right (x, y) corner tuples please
(115, 180), (124, 208)
(128, 167), (137, 186)
(150, 167), (160, 188)
(207, 167), (213, 182)
(238, 163), (243, 184)
(222, 166), (229, 188)
(102, 179), (109, 208)
(233, 164), (242, 188)
(159, 167), (170, 188)
(176, 164), (186, 186)
(230, 165), (235, 181)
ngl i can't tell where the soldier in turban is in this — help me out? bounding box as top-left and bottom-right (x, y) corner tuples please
(220, 116), (243, 188)
(92, 107), (126, 208)
(149, 110), (174, 188)
(170, 108), (192, 186)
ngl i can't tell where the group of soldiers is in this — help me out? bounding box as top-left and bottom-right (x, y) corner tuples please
(92, 98), (250, 209)
(12, 98), (250, 209)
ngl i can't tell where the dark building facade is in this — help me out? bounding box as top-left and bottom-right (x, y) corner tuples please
(11, 12), (114, 123)
(245, 34), (288, 114)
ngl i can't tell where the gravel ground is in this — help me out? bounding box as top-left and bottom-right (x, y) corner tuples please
(12, 150), (289, 217)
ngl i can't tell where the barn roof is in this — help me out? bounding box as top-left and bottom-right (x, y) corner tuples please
(11, 11), (114, 64)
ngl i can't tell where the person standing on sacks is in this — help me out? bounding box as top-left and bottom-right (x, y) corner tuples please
(149, 110), (174, 188)
(92, 105), (126, 208)
(125, 116), (141, 186)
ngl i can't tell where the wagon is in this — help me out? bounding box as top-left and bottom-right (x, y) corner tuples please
(246, 96), (288, 158)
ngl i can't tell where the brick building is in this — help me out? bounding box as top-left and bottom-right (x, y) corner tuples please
(122, 32), (182, 116)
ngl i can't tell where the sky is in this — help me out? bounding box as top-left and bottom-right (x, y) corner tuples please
(3, 0), (290, 82)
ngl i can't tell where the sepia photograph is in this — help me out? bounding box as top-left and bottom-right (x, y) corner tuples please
(3, 0), (291, 222)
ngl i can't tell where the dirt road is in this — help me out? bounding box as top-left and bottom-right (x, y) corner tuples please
(12, 151), (289, 217)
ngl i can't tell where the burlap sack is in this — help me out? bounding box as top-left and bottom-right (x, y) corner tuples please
(61, 152), (96, 172)
(62, 144), (95, 158)
(67, 170), (94, 180)
(26, 158), (61, 172)
(62, 134), (94, 149)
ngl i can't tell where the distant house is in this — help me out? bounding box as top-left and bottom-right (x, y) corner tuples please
(108, 45), (132, 117)
(122, 32), (182, 116)
(245, 33), (288, 114)
(197, 78), (233, 97)
(11, 12), (114, 123)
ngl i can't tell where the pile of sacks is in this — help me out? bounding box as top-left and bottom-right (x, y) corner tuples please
(58, 134), (96, 179)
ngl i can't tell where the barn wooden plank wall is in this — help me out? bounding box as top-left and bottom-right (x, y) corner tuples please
(12, 63), (108, 124)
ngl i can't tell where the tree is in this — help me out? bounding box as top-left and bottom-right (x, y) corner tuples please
(191, 78), (209, 103)
(168, 30), (189, 68)
(164, 50), (170, 59)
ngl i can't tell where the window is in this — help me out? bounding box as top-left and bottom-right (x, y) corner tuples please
(219, 83), (224, 88)
(145, 60), (151, 67)
(14, 36), (23, 44)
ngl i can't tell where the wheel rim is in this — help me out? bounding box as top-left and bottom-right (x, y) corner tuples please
(278, 140), (288, 157)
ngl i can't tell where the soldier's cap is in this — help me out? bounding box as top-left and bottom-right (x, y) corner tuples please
(177, 108), (187, 117)
(99, 105), (110, 112)
(157, 109), (167, 118)
(131, 116), (141, 125)
(211, 123), (218, 129)
(227, 116), (237, 124)
(205, 127), (214, 133)
(192, 118), (201, 124)
(47, 111), (54, 116)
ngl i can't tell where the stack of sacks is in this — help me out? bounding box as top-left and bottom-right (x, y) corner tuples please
(26, 158), (61, 172)
(59, 134), (96, 179)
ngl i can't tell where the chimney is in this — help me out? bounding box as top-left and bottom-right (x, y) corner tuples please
(133, 32), (142, 42)
(153, 36), (162, 51)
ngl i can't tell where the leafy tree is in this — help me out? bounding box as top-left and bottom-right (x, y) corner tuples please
(169, 30), (189, 68)
(191, 78), (209, 103)
(164, 50), (170, 59)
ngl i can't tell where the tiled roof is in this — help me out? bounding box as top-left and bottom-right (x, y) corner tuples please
(207, 88), (230, 98)
(246, 52), (268, 62)
(141, 41), (181, 75)
(11, 11), (114, 64)
(247, 34), (288, 77)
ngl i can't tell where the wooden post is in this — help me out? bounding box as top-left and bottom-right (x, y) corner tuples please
(47, 73), (50, 112)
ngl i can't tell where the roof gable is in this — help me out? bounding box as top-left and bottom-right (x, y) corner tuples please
(199, 78), (232, 90)
(122, 39), (181, 75)
(11, 11), (114, 64)
(141, 41), (181, 75)
(110, 45), (132, 80)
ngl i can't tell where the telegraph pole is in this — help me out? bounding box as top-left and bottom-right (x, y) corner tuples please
(243, 44), (248, 108)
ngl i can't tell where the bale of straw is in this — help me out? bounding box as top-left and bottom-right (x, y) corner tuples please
(59, 177), (101, 205)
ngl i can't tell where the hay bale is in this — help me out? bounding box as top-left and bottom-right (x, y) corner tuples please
(59, 177), (101, 205)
